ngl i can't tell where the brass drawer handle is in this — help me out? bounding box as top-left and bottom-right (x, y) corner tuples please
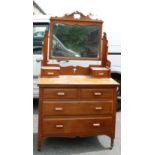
(93, 123), (101, 127)
(95, 107), (103, 110)
(57, 92), (65, 96)
(47, 72), (54, 75)
(94, 92), (102, 96)
(98, 72), (104, 75)
(56, 124), (64, 128)
(54, 107), (63, 111)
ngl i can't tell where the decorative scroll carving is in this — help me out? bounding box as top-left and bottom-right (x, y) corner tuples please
(60, 66), (90, 75)
(63, 11), (92, 20)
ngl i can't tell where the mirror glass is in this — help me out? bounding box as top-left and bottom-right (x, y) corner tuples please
(50, 23), (100, 59)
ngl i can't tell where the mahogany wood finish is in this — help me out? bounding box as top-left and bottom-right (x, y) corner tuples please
(38, 76), (118, 151)
(37, 12), (119, 151)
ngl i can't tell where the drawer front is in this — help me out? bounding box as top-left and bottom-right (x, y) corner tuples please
(42, 101), (113, 116)
(91, 70), (110, 78)
(80, 89), (113, 100)
(43, 88), (78, 99)
(43, 117), (112, 135)
(41, 69), (60, 77)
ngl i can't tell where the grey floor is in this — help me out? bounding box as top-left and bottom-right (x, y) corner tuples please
(33, 101), (121, 155)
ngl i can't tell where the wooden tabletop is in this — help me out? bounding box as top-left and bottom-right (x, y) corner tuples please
(37, 75), (119, 86)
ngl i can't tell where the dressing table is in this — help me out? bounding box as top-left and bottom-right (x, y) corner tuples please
(37, 11), (118, 151)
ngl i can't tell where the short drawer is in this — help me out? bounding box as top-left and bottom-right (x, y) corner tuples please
(42, 101), (113, 116)
(41, 66), (60, 77)
(80, 89), (113, 100)
(90, 67), (111, 78)
(43, 88), (78, 99)
(41, 69), (60, 77)
(43, 117), (112, 135)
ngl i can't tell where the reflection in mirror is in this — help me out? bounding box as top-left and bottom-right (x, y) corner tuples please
(51, 23), (100, 59)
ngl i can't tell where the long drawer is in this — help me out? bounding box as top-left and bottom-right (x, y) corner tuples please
(42, 88), (78, 99)
(43, 117), (112, 135)
(80, 88), (113, 100)
(42, 88), (113, 100)
(42, 100), (113, 116)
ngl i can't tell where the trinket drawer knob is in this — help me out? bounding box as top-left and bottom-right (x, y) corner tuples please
(94, 92), (102, 96)
(56, 125), (64, 128)
(95, 107), (103, 110)
(54, 107), (63, 111)
(47, 72), (54, 75)
(98, 72), (104, 75)
(93, 123), (101, 127)
(57, 92), (65, 96)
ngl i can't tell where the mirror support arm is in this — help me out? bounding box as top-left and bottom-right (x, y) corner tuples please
(101, 32), (109, 67)
(42, 30), (49, 66)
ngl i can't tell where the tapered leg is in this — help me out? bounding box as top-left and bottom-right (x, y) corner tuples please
(38, 140), (42, 151)
(37, 132), (42, 151)
(110, 137), (114, 149)
(38, 93), (42, 151)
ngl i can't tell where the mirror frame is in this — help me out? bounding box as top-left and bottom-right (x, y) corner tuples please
(49, 11), (103, 61)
